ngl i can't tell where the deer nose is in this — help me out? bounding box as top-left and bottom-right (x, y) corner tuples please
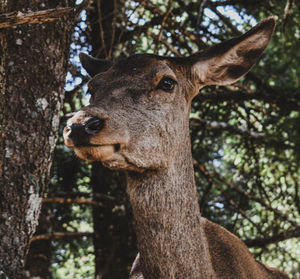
(67, 118), (105, 146)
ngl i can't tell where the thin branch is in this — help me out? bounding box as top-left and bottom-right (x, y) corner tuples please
(108, 0), (117, 58)
(194, 161), (300, 247)
(43, 197), (104, 208)
(196, 0), (207, 33)
(244, 227), (300, 248)
(154, 0), (173, 54)
(283, 0), (294, 32)
(47, 191), (116, 201)
(195, 163), (299, 228)
(134, 0), (163, 16)
(196, 87), (300, 112)
(190, 118), (292, 150)
(97, 0), (107, 57)
(0, 7), (73, 29)
(148, 31), (182, 57)
(136, 0), (207, 50)
(196, 89), (262, 103)
(195, 161), (264, 235)
(30, 232), (98, 243)
(172, 24), (207, 50)
(218, 177), (298, 228)
(191, 118), (265, 140)
(209, 5), (242, 36)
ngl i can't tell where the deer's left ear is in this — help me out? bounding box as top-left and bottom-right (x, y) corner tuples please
(79, 53), (114, 77)
(190, 17), (276, 87)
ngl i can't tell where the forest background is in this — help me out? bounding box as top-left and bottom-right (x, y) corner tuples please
(0, 0), (299, 278)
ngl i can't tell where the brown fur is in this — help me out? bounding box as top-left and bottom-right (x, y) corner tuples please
(64, 18), (289, 278)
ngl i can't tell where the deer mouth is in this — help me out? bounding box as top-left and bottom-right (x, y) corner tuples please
(63, 117), (121, 162)
(71, 144), (119, 162)
(66, 141), (143, 172)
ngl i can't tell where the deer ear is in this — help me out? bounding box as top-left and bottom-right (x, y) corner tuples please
(79, 53), (114, 77)
(190, 17), (276, 86)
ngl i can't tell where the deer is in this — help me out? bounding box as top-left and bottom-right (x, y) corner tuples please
(63, 17), (289, 279)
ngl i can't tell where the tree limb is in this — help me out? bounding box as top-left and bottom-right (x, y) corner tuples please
(154, 0), (173, 54)
(43, 197), (104, 208)
(148, 31), (182, 57)
(195, 161), (264, 235)
(244, 227), (300, 248)
(0, 7), (74, 29)
(195, 162), (299, 228)
(47, 191), (116, 201)
(191, 118), (265, 140)
(195, 76), (300, 112)
(190, 118), (292, 149)
(30, 232), (98, 243)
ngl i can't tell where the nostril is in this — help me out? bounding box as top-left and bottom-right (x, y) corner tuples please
(114, 144), (120, 152)
(84, 117), (104, 135)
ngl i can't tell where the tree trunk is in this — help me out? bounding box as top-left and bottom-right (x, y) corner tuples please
(0, 1), (74, 278)
(24, 206), (52, 279)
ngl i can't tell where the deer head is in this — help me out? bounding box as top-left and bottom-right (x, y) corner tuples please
(64, 18), (275, 173)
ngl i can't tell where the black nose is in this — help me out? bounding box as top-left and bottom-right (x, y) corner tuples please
(68, 117), (105, 146)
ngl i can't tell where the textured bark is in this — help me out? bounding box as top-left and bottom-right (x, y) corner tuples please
(24, 206), (52, 279)
(0, 1), (74, 278)
(0, 7), (73, 29)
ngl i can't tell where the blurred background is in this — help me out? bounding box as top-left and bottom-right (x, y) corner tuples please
(24, 0), (300, 278)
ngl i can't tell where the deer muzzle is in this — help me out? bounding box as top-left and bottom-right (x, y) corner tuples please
(64, 110), (131, 165)
(64, 117), (105, 147)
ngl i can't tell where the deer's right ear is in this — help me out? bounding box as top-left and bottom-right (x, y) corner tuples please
(79, 53), (114, 77)
(189, 17), (276, 88)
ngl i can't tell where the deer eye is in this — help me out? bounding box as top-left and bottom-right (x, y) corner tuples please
(157, 77), (176, 92)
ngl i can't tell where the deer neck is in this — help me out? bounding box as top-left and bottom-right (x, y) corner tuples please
(126, 137), (215, 279)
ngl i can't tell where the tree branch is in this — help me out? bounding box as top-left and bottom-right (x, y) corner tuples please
(195, 161), (264, 235)
(96, 0), (108, 57)
(209, 5), (242, 36)
(0, 7), (74, 29)
(195, 89), (263, 103)
(43, 197), (104, 208)
(148, 31), (182, 57)
(154, 0), (173, 54)
(191, 118), (265, 140)
(47, 191), (116, 201)
(190, 118), (292, 149)
(30, 232), (98, 243)
(244, 227), (300, 248)
(195, 79), (300, 112)
(195, 162), (299, 228)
